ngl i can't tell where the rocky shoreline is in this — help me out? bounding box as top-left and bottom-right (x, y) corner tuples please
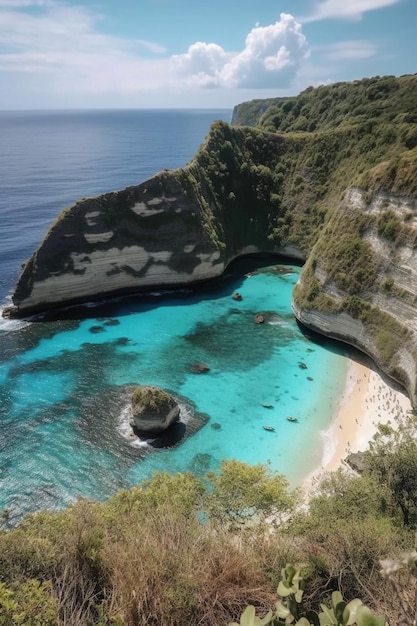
(5, 76), (417, 406)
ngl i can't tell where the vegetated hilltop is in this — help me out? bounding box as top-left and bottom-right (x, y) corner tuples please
(7, 74), (417, 403)
(232, 73), (417, 136)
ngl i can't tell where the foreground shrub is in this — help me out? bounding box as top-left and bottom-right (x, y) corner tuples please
(204, 460), (298, 527)
(0, 579), (59, 626)
(229, 564), (387, 626)
(0, 461), (414, 624)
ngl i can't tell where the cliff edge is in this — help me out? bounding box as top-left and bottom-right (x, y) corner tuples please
(6, 74), (417, 403)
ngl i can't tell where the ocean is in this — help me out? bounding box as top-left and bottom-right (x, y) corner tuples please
(0, 109), (348, 524)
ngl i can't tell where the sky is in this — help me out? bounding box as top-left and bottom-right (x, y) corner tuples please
(0, 0), (416, 110)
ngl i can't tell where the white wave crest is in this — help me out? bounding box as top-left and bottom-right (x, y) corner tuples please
(319, 424), (337, 468)
(116, 404), (150, 448)
(0, 299), (31, 332)
(116, 397), (194, 447)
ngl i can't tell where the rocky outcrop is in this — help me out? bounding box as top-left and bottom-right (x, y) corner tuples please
(9, 172), (226, 315)
(6, 122), (306, 318)
(293, 187), (417, 406)
(189, 362), (210, 374)
(346, 451), (367, 473)
(131, 386), (180, 435)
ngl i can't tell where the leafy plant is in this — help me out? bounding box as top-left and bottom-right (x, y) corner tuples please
(229, 565), (387, 626)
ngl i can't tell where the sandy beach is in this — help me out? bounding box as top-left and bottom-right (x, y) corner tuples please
(303, 356), (412, 494)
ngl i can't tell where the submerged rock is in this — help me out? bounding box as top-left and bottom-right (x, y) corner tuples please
(189, 361), (210, 374)
(131, 385), (180, 435)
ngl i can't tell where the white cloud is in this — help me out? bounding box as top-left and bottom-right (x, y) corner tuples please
(137, 39), (166, 55)
(221, 14), (309, 88)
(0, 0), (170, 102)
(172, 42), (231, 87)
(172, 13), (309, 89)
(0, 2), (309, 108)
(0, 0), (49, 7)
(304, 0), (404, 22)
(319, 40), (379, 61)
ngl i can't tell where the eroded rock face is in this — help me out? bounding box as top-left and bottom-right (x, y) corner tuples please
(6, 122), (308, 318)
(293, 188), (417, 405)
(131, 385), (180, 435)
(9, 172), (227, 316)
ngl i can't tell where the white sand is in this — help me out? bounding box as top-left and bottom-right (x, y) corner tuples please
(303, 357), (412, 495)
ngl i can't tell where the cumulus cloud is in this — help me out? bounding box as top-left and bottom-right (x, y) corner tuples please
(222, 14), (308, 88)
(172, 42), (231, 87)
(304, 0), (404, 22)
(172, 13), (309, 89)
(0, 1), (308, 107)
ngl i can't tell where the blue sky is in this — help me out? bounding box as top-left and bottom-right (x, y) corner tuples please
(0, 0), (415, 110)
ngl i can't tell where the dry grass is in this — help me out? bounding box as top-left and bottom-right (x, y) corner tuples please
(1, 468), (415, 625)
(101, 506), (298, 626)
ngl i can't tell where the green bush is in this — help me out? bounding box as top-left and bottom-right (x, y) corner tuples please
(0, 580), (59, 626)
(377, 211), (401, 240)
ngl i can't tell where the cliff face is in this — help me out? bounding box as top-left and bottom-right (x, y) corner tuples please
(12, 172), (226, 313)
(9, 121), (316, 316)
(6, 74), (417, 403)
(293, 187), (417, 405)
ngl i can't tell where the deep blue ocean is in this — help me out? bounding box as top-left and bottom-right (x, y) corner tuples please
(0, 109), (348, 524)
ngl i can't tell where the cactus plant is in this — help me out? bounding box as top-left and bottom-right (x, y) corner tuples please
(229, 604), (273, 626)
(228, 564), (387, 626)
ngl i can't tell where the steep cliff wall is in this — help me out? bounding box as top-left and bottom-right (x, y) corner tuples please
(9, 122), (312, 317)
(11, 172), (225, 314)
(293, 186), (417, 405)
(6, 74), (417, 403)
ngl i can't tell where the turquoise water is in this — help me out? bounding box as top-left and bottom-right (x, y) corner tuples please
(0, 260), (347, 523)
(0, 109), (350, 525)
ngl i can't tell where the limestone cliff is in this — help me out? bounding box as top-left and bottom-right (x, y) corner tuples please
(6, 74), (417, 403)
(293, 187), (417, 405)
(9, 121), (312, 316)
(11, 172), (225, 314)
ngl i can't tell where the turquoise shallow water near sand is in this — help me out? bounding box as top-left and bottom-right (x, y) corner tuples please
(0, 261), (347, 523)
(0, 109), (350, 523)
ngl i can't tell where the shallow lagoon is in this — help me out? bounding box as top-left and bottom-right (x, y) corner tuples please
(0, 259), (347, 523)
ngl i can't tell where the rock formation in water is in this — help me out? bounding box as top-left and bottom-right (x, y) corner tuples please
(6, 74), (417, 404)
(131, 385), (180, 435)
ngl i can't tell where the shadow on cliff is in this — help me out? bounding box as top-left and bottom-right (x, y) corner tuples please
(26, 253), (302, 323)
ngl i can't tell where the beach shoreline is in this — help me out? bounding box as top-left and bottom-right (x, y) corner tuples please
(303, 356), (412, 494)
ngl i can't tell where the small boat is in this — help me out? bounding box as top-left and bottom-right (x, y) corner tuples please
(263, 425), (275, 432)
(262, 403), (273, 409)
(286, 416), (298, 423)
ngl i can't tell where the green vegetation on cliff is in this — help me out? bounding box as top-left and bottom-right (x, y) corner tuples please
(233, 74), (417, 136)
(131, 386), (174, 412)
(184, 74), (417, 263)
